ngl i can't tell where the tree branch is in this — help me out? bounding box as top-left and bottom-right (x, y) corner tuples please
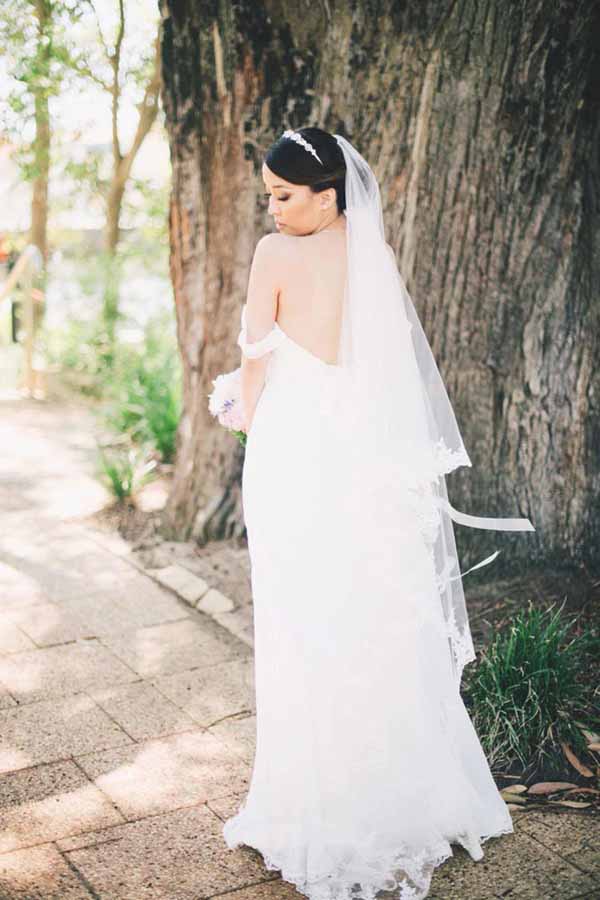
(115, 30), (161, 188)
(110, 0), (125, 164)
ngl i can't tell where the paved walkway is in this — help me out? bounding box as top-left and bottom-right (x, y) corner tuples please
(0, 393), (598, 899)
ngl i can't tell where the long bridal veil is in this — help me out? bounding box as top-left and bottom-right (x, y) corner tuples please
(332, 133), (535, 686)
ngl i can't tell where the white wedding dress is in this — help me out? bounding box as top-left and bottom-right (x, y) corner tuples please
(222, 304), (514, 900)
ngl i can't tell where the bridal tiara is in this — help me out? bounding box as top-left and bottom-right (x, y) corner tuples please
(281, 129), (324, 165)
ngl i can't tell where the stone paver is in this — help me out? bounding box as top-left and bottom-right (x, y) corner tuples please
(0, 560), (48, 611)
(4, 593), (183, 649)
(58, 580), (189, 635)
(197, 585), (235, 615)
(85, 679), (199, 742)
(208, 712), (257, 763)
(0, 692), (134, 774)
(428, 813), (599, 898)
(0, 681), (18, 709)
(57, 804), (275, 899)
(151, 655), (255, 727)
(1, 392), (599, 900)
(147, 563), (210, 604)
(211, 603), (255, 647)
(0, 843), (96, 898)
(0, 759), (125, 853)
(131, 535), (255, 645)
(74, 729), (251, 820)
(0, 639), (140, 704)
(516, 809), (600, 878)
(101, 617), (246, 678)
(0, 619), (36, 654)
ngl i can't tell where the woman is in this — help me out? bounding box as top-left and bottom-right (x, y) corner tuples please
(222, 127), (535, 900)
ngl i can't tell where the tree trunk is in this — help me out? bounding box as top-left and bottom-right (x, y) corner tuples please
(158, 0), (600, 571)
(30, 0), (51, 265)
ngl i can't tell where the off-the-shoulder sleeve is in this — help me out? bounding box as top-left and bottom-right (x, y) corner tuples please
(237, 304), (287, 359)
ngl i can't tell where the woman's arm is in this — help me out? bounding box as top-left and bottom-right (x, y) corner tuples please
(241, 358), (269, 433)
(240, 235), (282, 431)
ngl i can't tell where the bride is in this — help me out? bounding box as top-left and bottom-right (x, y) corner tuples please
(222, 127), (535, 900)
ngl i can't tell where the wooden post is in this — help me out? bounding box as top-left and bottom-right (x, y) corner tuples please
(0, 245), (44, 398)
(22, 262), (35, 395)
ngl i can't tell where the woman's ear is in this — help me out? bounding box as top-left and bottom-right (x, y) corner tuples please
(320, 188), (336, 209)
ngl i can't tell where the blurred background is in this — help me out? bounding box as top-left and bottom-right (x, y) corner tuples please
(0, 0), (180, 492)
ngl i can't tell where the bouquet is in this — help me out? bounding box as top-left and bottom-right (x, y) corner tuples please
(207, 367), (247, 447)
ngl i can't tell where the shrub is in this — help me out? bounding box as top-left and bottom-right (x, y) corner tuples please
(45, 309), (182, 461)
(42, 317), (117, 394)
(101, 315), (181, 462)
(97, 444), (157, 501)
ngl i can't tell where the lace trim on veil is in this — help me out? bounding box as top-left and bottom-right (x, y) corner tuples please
(433, 437), (472, 475)
(403, 439), (477, 680)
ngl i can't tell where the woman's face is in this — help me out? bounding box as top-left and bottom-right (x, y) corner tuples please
(262, 163), (336, 236)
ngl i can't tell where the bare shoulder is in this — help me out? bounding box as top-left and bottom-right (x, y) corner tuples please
(252, 233), (294, 272)
(254, 231), (344, 273)
(255, 232), (282, 251)
(254, 232), (290, 257)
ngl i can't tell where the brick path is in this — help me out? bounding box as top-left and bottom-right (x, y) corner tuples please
(0, 393), (598, 899)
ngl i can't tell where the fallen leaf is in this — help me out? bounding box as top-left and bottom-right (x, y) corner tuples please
(562, 788), (600, 797)
(528, 781), (578, 795)
(502, 784), (528, 794)
(560, 742), (595, 778)
(501, 791), (527, 804)
(547, 800), (592, 809)
(507, 803), (525, 812)
(587, 742), (600, 752)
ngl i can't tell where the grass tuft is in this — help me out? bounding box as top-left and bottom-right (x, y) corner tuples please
(463, 600), (600, 781)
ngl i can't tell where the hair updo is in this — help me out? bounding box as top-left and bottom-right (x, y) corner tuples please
(264, 127), (347, 214)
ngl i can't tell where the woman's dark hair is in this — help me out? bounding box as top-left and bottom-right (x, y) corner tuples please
(265, 127), (347, 213)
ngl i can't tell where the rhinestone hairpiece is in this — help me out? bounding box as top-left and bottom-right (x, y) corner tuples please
(281, 129), (324, 165)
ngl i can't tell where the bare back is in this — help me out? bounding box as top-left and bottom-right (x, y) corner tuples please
(275, 227), (347, 366)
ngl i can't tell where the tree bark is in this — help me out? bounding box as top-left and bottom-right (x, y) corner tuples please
(159, 0), (600, 571)
(30, 0), (52, 265)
